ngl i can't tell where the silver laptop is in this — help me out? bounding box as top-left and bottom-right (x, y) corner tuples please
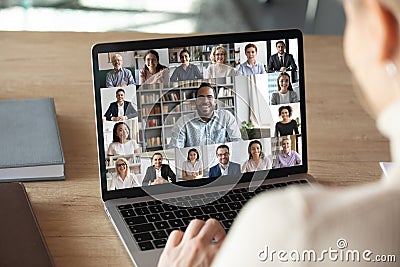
(92, 29), (315, 266)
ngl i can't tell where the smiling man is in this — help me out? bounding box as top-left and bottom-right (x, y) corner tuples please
(267, 40), (297, 72)
(208, 144), (241, 179)
(105, 53), (135, 88)
(103, 88), (137, 121)
(169, 82), (242, 148)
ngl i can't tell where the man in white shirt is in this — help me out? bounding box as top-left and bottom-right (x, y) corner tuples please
(158, 0), (400, 266)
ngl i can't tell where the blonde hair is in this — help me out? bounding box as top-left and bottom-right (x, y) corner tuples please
(281, 136), (291, 145)
(210, 46), (227, 64)
(115, 157), (130, 176)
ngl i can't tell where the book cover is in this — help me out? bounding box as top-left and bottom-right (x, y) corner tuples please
(0, 182), (55, 267)
(0, 98), (65, 182)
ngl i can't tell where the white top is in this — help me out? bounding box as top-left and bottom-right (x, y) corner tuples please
(107, 140), (139, 156)
(241, 157), (272, 173)
(109, 173), (138, 190)
(155, 168), (162, 179)
(204, 63), (236, 79)
(219, 163), (230, 176)
(117, 103), (124, 117)
(212, 100), (400, 267)
(182, 160), (203, 177)
(279, 91), (290, 104)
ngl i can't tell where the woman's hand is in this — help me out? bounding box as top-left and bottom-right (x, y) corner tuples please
(158, 219), (226, 267)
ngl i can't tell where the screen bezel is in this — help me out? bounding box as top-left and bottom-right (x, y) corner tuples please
(92, 29), (307, 202)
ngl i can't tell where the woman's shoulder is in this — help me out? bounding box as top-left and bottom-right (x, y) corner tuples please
(127, 172), (137, 178)
(271, 91), (279, 96)
(109, 141), (118, 147)
(206, 64), (214, 70)
(262, 156), (271, 163)
(126, 139), (138, 145)
(243, 158), (251, 165)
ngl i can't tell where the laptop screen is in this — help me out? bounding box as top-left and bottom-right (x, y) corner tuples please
(92, 30), (307, 200)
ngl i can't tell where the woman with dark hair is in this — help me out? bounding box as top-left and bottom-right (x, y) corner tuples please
(241, 140), (271, 173)
(237, 43), (266, 76)
(170, 49), (203, 82)
(275, 105), (299, 136)
(139, 50), (169, 84)
(107, 122), (140, 156)
(109, 157), (139, 190)
(270, 72), (298, 105)
(142, 152), (176, 185)
(182, 148), (203, 180)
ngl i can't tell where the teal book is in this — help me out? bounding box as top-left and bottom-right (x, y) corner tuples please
(0, 98), (65, 181)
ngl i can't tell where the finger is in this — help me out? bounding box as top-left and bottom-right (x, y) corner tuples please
(181, 219), (206, 243)
(198, 218), (226, 244)
(164, 229), (184, 249)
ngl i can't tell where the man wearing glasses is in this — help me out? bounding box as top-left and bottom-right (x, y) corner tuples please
(209, 144), (241, 179)
(106, 53), (135, 88)
(169, 82), (242, 148)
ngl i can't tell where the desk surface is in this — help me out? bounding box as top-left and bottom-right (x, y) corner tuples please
(0, 31), (390, 266)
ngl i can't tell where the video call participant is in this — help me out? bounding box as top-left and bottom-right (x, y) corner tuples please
(105, 54), (135, 88)
(139, 50), (169, 84)
(182, 148), (203, 180)
(109, 157), (139, 190)
(267, 40), (297, 72)
(142, 152), (176, 186)
(170, 49), (203, 82)
(270, 72), (299, 105)
(275, 105), (299, 137)
(242, 140), (271, 172)
(169, 82), (242, 148)
(274, 136), (301, 168)
(107, 122), (140, 156)
(209, 144), (241, 179)
(204, 46), (236, 79)
(103, 88), (138, 121)
(237, 43), (266, 76)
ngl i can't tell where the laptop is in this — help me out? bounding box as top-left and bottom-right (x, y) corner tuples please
(92, 29), (315, 266)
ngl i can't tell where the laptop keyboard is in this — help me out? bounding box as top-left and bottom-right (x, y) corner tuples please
(117, 179), (309, 251)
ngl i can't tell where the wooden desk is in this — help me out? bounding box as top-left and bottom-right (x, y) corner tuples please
(0, 32), (390, 266)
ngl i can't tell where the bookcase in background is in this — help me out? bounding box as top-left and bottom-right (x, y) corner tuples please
(137, 78), (236, 152)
